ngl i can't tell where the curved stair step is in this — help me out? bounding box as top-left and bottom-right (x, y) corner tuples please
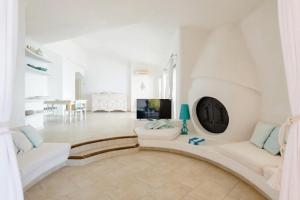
(70, 135), (138, 155)
(67, 135), (139, 166)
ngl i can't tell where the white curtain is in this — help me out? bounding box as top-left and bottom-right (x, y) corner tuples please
(168, 55), (175, 99)
(0, 0), (17, 122)
(0, 129), (24, 200)
(164, 54), (177, 99)
(278, 0), (300, 199)
(0, 0), (24, 199)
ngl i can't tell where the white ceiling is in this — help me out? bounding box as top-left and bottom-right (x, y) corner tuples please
(26, 0), (263, 66)
(26, 0), (262, 43)
(73, 23), (176, 67)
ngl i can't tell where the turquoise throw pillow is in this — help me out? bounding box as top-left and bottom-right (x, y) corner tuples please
(144, 120), (173, 130)
(144, 121), (160, 130)
(250, 122), (275, 148)
(264, 127), (281, 155)
(20, 126), (43, 147)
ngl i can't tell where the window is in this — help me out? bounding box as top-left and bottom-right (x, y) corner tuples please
(158, 77), (162, 98)
(162, 71), (167, 99)
(172, 66), (177, 118)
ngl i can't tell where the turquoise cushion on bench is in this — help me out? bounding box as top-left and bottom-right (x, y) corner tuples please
(264, 127), (281, 155)
(250, 122), (275, 148)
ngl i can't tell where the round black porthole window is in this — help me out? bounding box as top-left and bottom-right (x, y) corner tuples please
(196, 97), (229, 134)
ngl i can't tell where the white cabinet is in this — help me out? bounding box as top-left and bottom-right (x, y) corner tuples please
(92, 93), (127, 112)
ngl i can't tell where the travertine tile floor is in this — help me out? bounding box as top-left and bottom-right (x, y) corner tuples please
(41, 112), (136, 145)
(25, 151), (266, 200)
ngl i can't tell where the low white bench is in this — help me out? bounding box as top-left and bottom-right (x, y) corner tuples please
(11, 127), (70, 191)
(134, 127), (180, 141)
(18, 142), (70, 190)
(138, 134), (279, 200)
(217, 141), (281, 176)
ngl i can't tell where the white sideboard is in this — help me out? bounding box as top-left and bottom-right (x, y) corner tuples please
(92, 93), (127, 112)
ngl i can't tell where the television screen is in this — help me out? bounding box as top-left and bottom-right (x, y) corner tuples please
(137, 99), (172, 119)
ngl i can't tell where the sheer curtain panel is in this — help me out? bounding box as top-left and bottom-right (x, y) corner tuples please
(278, 0), (300, 199)
(0, 0), (24, 199)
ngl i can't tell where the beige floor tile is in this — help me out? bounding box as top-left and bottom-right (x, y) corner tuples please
(66, 186), (112, 200)
(166, 158), (211, 188)
(138, 196), (157, 200)
(25, 151), (266, 200)
(136, 169), (174, 188)
(107, 179), (151, 200)
(201, 165), (240, 191)
(41, 112), (136, 144)
(184, 179), (232, 200)
(148, 181), (192, 200)
(223, 181), (267, 200)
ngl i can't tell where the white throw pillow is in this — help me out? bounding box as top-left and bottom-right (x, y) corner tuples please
(250, 122), (275, 148)
(20, 125), (43, 147)
(12, 131), (33, 153)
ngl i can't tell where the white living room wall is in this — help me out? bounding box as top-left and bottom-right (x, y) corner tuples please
(179, 26), (208, 104)
(158, 28), (204, 119)
(130, 64), (162, 112)
(191, 24), (260, 91)
(43, 49), (63, 99)
(83, 56), (130, 110)
(61, 58), (85, 100)
(45, 40), (86, 100)
(163, 27), (211, 119)
(241, 0), (291, 124)
(131, 73), (155, 111)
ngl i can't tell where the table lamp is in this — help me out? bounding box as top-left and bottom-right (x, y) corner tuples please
(179, 104), (190, 135)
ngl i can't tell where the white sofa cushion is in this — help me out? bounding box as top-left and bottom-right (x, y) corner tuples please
(20, 125), (43, 147)
(263, 127), (281, 155)
(250, 122), (275, 148)
(17, 143), (70, 186)
(12, 131), (33, 153)
(217, 141), (281, 175)
(263, 166), (278, 179)
(135, 127), (180, 140)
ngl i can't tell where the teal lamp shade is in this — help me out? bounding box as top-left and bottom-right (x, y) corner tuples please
(179, 104), (190, 120)
(179, 104), (190, 135)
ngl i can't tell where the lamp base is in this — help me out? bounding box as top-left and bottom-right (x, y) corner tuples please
(181, 120), (189, 135)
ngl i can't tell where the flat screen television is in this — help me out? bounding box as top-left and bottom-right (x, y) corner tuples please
(136, 99), (172, 119)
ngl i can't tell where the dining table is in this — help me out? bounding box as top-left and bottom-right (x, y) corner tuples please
(44, 100), (74, 121)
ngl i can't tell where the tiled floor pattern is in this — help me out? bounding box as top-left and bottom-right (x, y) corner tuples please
(25, 151), (266, 200)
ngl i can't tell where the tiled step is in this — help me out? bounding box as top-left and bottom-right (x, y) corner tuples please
(68, 135), (139, 166)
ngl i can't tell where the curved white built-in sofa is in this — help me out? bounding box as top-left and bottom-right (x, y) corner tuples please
(18, 142), (70, 190)
(138, 135), (279, 200)
(11, 127), (70, 191)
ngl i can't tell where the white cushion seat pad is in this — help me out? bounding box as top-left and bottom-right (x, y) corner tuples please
(135, 127), (180, 140)
(217, 141), (281, 175)
(263, 166), (278, 179)
(17, 143), (70, 178)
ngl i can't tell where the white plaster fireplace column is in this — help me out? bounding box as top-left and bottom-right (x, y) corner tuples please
(189, 77), (261, 142)
(187, 24), (262, 142)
